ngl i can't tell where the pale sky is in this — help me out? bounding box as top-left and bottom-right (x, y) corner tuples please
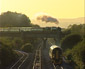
(0, 0), (84, 19)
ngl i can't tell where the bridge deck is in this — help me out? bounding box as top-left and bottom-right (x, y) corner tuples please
(0, 31), (61, 38)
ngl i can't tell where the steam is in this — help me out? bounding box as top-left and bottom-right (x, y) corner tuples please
(31, 13), (59, 27)
(36, 15), (59, 24)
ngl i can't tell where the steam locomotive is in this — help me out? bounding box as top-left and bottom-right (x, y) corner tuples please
(49, 45), (63, 65)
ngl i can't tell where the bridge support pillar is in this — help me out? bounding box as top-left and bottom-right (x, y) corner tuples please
(42, 38), (47, 49)
(54, 37), (60, 46)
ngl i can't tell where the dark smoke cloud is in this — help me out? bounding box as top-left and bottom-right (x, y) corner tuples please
(36, 15), (59, 24)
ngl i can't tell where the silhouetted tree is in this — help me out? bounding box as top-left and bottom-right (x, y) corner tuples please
(0, 11), (31, 27)
(61, 34), (82, 51)
(0, 43), (18, 68)
(21, 43), (33, 52)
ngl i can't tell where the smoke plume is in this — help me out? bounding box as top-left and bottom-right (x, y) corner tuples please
(35, 14), (59, 24)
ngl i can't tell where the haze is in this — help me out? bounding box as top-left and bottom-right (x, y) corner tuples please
(0, 0), (84, 28)
(0, 0), (84, 18)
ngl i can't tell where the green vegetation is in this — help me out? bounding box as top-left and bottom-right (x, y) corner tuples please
(0, 37), (24, 49)
(0, 11), (31, 27)
(68, 24), (85, 36)
(60, 24), (85, 69)
(12, 37), (24, 49)
(1, 11), (84, 68)
(0, 42), (18, 68)
(0, 11), (40, 27)
(21, 43), (33, 52)
(61, 34), (82, 51)
(72, 39), (85, 69)
(0, 11), (41, 68)
(0, 37), (40, 68)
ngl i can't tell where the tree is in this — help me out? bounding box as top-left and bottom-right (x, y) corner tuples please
(69, 39), (85, 69)
(21, 43), (33, 52)
(32, 24), (40, 27)
(0, 43), (18, 68)
(12, 37), (24, 49)
(0, 11), (31, 27)
(61, 24), (85, 69)
(61, 34), (82, 51)
(68, 24), (85, 36)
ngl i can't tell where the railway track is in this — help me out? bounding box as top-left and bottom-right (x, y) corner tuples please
(10, 40), (65, 69)
(53, 64), (64, 69)
(33, 48), (41, 69)
(43, 39), (63, 69)
(41, 48), (54, 69)
(10, 51), (29, 69)
(47, 39), (72, 69)
(41, 39), (54, 69)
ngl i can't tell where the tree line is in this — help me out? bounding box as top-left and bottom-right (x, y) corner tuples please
(60, 24), (85, 69)
(0, 11), (40, 68)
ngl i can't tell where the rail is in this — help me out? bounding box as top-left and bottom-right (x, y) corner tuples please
(48, 40), (64, 69)
(10, 51), (28, 69)
(33, 49), (41, 69)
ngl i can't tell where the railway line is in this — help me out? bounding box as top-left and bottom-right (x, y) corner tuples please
(10, 51), (29, 69)
(32, 40), (54, 69)
(32, 41), (42, 69)
(33, 49), (41, 69)
(47, 39), (64, 69)
(41, 39), (55, 69)
(41, 49), (54, 69)
(9, 39), (72, 69)
(9, 41), (42, 69)
(47, 39), (72, 69)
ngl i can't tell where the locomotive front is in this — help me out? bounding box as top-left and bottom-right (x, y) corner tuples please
(49, 45), (63, 65)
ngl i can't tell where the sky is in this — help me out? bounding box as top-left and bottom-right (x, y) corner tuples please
(0, 0), (84, 19)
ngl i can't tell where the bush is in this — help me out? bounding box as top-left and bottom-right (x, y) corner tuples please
(64, 39), (85, 69)
(0, 43), (18, 68)
(21, 43), (33, 52)
(72, 39), (85, 69)
(61, 34), (82, 51)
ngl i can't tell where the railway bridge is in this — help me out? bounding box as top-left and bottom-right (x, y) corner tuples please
(0, 27), (62, 48)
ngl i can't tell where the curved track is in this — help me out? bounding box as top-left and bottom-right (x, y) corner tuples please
(10, 51), (29, 69)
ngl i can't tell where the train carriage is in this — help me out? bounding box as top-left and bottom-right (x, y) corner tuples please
(49, 45), (63, 65)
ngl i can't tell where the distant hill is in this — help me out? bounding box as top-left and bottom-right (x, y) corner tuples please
(59, 17), (85, 23)
(31, 17), (85, 28)
(58, 17), (85, 28)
